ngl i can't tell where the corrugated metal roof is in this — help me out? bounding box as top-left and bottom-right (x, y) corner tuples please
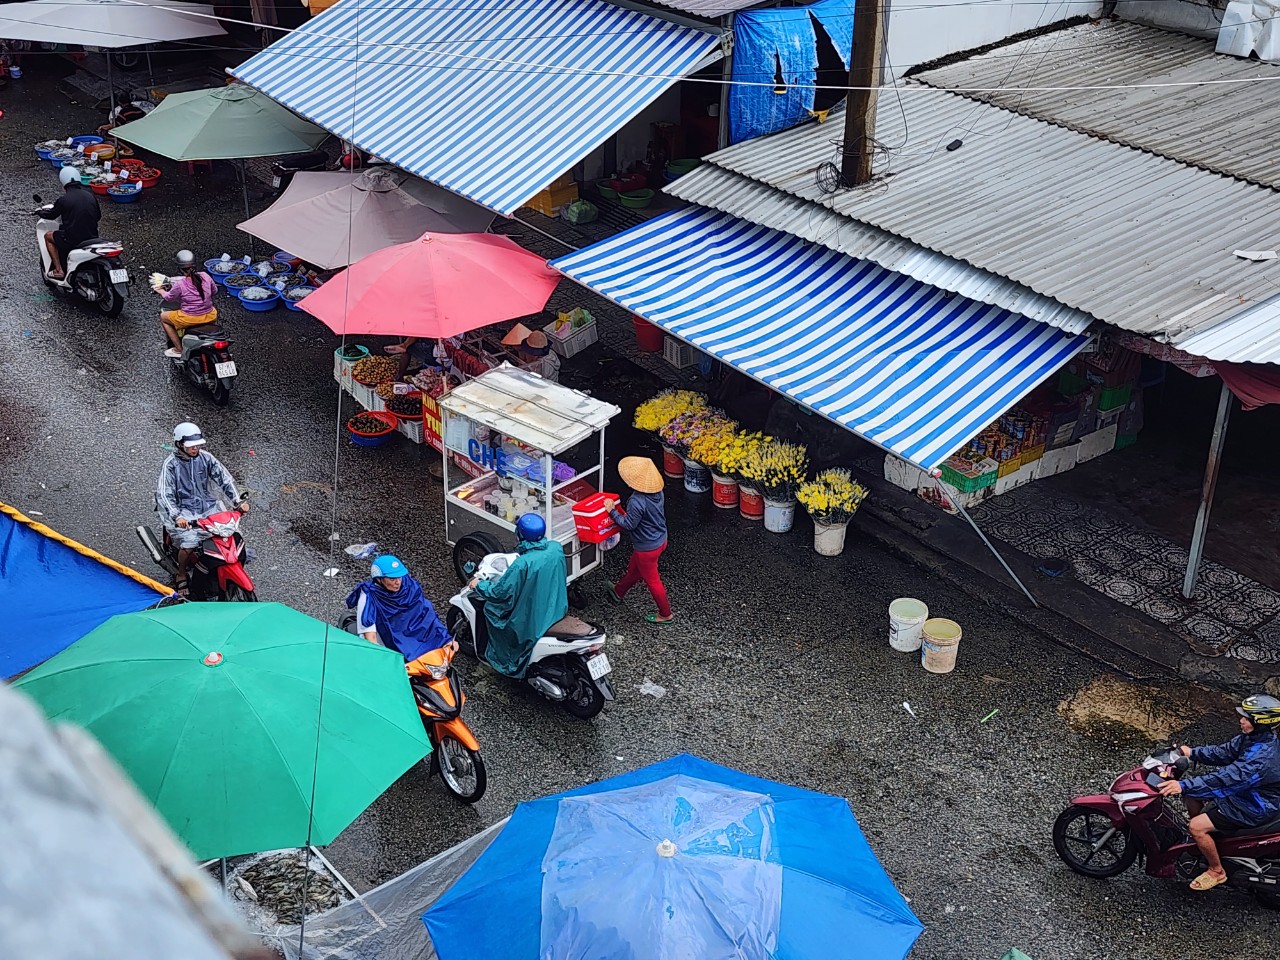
(666, 164), (1095, 334)
(1177, 295), (1280, 364)
(913, 19), (1280, 190)
(678, 86), (1280, 359)
(632, 0), (763, 18)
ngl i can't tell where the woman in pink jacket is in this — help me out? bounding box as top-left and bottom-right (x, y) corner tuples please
(157, 249), (217, 358)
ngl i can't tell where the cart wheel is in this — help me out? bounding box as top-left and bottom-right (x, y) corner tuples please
(568, 583), (589, 611)
(453, 531), (505, 585)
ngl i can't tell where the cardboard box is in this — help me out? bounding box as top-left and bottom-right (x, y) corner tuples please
(525, 183), (579, 217)
(547, 171), (576, 191)
(918, 479), (989, 515)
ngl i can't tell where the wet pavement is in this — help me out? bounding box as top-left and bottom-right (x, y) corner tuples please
(3, 68), (1279, 959)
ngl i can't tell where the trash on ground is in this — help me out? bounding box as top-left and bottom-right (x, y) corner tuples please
(1233, 249), (1278, 261)
(322, 568), (340, 578)
(637, 679), (666, 698)
(344, 542), (378, 559)
(902, 701), (917, 718)
(979, 709), (999, 724)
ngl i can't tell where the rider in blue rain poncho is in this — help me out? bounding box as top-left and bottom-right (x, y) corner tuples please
(469, 513), (568, 678)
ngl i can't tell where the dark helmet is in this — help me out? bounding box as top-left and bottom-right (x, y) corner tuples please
(515, 512), (546, 543)
(1238, 694), (1280, 727)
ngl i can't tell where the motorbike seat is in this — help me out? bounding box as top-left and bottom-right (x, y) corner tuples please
(545, 615), (603, 641)
(184, 324), (226, 337)
(73, 237), (108, 250)
(1219, 813), (1280, 838)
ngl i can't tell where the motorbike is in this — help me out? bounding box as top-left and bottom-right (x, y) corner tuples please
(34, 193), (129, 317)
(340, 614), (486, 803)
(135, 503), (257, 601)
(269, 151), (329, 194)
(1053, 747), (1280, 909)
(446, 550), (614, 720)
(164, 307), (238, 406)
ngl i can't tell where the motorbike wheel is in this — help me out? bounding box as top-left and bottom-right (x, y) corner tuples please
(561, 662), (606, 720)
(450, 616), (476, 658)
(210, 378), (232, 407)
(87, 266), (124, 318)
(453, 531), (504, 585)
(1052, 805), (1139, 879)
(435, 734), (487, 804)
(223, 584), (259, 602)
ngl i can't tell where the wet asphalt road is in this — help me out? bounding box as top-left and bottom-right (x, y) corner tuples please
(3, 71), (1279, 959)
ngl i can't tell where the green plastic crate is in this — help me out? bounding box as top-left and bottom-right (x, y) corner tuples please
(940, 462), (997, 493)
(1058, 370), (1089, 397)
(1115, 432), (1138, 450)
(1098, 383), (1133, 412)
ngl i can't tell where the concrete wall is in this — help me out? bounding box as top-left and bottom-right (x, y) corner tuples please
(886, 0), (1105, 73)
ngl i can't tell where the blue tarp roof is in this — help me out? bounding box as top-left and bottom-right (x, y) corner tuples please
(0, 506), (167, 678)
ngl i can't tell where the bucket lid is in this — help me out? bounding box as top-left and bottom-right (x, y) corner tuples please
(889, 598), (928, 619)
(923, 618), (962, 641)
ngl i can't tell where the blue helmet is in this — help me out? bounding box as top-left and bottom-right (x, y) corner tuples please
(371, 555), (408, 579)
(515, 513), (546, 542)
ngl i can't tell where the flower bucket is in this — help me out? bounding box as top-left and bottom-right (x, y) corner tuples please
(683, 459), (711, 493)
(661, 445), (684, 478)
(763, 498), (796, 534)
(633, 315), (664, 353)
(711, 473), (738, 509)
(739, 484), (764, 521)
(813, 521), (848, 556)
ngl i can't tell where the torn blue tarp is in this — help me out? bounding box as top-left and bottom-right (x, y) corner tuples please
(730, 0), (854, 144)
(0, 504), (168, 678)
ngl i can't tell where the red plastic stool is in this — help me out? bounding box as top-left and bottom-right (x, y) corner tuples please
(184, 159), (213, 174)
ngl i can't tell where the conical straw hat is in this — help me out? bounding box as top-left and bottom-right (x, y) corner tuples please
(618, 456), (663, 494)
(501, 322), (533, 346)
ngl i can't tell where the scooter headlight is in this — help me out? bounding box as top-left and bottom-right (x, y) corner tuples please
(425, 663), (449, 680)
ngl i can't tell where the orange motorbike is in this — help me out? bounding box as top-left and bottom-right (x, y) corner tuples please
(407, 644), (487, 804)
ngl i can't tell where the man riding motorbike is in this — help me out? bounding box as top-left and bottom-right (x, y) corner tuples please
(346, 555), (452, 661)
(468, 513), (568, 677)
(155, 422), (246, 596)
(1158, 693), (1280, 891)
(45, 165), (101, 280)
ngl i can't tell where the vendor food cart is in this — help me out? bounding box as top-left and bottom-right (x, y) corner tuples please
(438, 365), (620, 602)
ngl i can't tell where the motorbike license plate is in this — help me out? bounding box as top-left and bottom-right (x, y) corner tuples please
(587, 652), (611, 679)
(272, 176), (282, 188)
(109, 268), (129, 283)
(215, 360), (237, 378)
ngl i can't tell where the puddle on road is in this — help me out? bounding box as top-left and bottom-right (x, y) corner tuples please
(1058, 674), (1224, 745)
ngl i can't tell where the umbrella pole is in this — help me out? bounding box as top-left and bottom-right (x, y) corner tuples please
(219, 857), (227, 889)
(241, 161), (254, 257)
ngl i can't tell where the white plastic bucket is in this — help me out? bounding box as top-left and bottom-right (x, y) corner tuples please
(682, 458), (711, 493)
(888, 598), (928, 652)
(763, 498), (795, 533)
(921, 618), (963, 673)
(813, 521), (847, 556)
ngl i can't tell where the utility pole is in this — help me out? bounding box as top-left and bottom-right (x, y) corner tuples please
(841, 0), (888, 187)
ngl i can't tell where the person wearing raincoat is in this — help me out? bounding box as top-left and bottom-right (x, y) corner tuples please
(469, 513), (567, 677)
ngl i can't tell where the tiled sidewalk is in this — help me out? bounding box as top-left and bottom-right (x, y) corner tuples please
(969, 488), (1280, 666)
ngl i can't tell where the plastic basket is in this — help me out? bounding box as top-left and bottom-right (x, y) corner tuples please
(544, 320), (598, 359)
(939, 462), (997, 493)
(347, 411), (398, 447)
(1098, 383), (1133, 412)
(572, 492), (621, 544)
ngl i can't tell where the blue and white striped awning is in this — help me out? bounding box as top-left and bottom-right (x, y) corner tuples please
(233, 0), (722, 216)
(552, 206), (1090, 469)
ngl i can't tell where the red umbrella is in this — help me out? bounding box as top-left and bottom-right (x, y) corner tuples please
(298, 232), (561, 339)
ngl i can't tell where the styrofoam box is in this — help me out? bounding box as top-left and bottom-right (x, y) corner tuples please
(351, 381), (377, 410)
(1076, 425), (1118, 464)
(918, 479), (988, 515)
(397, 418), (423, 444)
(334, 354), (357, 388)
(1038, 443), (1080, 478)
(883, 454), (928, 491)
(993, 457), (1042, 497)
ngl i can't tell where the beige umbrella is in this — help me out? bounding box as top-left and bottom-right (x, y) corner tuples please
(236, 167), (494, 269)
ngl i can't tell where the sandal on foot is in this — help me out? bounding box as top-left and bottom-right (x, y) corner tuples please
(605, 586), (623, 605)
(645, 613), (674, 624)
(1190, 870), (1227, 892)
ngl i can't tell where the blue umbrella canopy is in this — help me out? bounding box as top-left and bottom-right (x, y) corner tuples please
(424, 754), (923, 959)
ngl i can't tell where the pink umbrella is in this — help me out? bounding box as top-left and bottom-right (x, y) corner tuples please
(298, 232), (561, 339)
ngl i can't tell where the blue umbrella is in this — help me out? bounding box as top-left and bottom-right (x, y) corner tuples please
(424, 754), (923, 959)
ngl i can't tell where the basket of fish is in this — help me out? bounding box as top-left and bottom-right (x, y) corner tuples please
(224, 849), (352, 929)
(107, 183), (143, 204)
(237, 284), (280, 311)
(282, 285), (316, 311)
(206, 258), (247, 285)
(224, 272), (266, 292)
(34, 139), (64, 160)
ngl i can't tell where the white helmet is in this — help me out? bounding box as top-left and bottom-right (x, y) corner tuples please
(173, 422), (206, 448)
(59, 166), (79, 187)
(176, 249), (195, 267)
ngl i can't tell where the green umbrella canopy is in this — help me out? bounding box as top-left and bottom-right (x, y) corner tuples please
(112, 84), (328, 161)
(14, 602), (429, 860)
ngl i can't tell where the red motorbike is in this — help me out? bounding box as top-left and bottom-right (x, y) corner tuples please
(136, 507), (257, 601)
(1053, 747), (1280, 909)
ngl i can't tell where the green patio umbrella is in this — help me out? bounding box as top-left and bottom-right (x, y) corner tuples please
(112, 84), (327, 162)
(14, 602), (429, 861)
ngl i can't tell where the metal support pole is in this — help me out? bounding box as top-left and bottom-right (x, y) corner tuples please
(716, 17), (733, 150)
(944, 479), (1040, 608)
(1182, 381), (1233, 599)
(240, 161), (254, 257)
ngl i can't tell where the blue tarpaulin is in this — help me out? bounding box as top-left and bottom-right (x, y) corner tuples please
(0, 504), (168, 678)
(424, 754), (923, 959)
(730, 0), (854, 144)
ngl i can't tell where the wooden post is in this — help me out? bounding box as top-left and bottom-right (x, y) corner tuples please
(841, 0), (887, 187)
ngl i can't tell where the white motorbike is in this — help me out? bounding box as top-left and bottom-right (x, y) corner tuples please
(33, 193), (129, 317)
(447, 553), (615, 719)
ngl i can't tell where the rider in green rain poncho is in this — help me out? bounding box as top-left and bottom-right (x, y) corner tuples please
(471, 513), (568, 678)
